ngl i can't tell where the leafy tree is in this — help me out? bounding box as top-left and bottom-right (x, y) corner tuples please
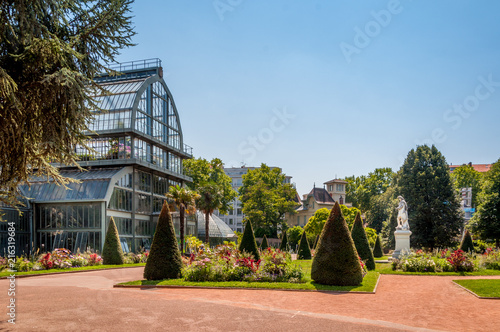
(144, 202), (183, 280)
(344, 168), (394, 213)
(239, 220), (260, 260)
(287, 226), (303, 250)
(166, 185), (199, 253)
(102, 217), (125, 265)
(373, 235), (384, 258)
(196, 183), (223, 244)
(297, 231), (311, 260)
(311, 202), (363, 286)
(183, 158), (236, 214)
(304, 208), (329, 238)
(451, 164), (483, 208)
(340, 205), (361, 230)
(460, 230), (474, 253)
(365, 227), (377, 248)
(184, 158), (237, 243)
(395, 145), (462, 249)
(260, 234), (269, 249)
(366, 187), (395, 233)
(239, 164), (298, 237)
(351, 213), (375, 270)
(381, 207), (398, 250)
(279, 231), (288, 251)
(470, 159), (500, 248)
(0, 0), (135, 207)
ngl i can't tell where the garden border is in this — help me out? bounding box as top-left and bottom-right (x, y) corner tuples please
(451, 280), (500, 300)
(0, 265), (144, 279)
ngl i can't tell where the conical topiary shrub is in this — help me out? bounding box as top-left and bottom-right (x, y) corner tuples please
(102, 216), (125, 265)
(311, 202), (363, 286)
(261, 234), (269, 249)
(351, 212), (376, 270)
(373, 234), (384, 258)
(460, 230), (474, 253)
(144, 202), (183, 280)
(279, 231), (288, 251)
(239, 221), (260, 260)
(297, 230), (311, 259)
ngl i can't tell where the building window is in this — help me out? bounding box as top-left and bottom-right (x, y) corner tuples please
(328, 185), (333, 191)
(229, 218), (233, 225)
(336, 184), (344, 192)
(237, 208), (242, 216)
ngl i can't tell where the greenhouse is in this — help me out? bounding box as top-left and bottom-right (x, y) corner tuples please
(0, 59), (195, 255)
(196, 211), (237, 246)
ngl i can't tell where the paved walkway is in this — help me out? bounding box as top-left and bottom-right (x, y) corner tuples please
(1, 267), (499, 331)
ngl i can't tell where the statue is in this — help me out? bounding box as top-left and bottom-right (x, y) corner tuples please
(396, 196), (409, 230)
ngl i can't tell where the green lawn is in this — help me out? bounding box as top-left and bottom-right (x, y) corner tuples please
(453, 279), (500, 298)
(375, 262), (500, 276)
(0, 263), (145, 278)
(373, 255), (390, 261)
(118, 259), (379, 293)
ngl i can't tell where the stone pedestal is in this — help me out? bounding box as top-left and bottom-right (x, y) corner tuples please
(392, 229), (412, 259)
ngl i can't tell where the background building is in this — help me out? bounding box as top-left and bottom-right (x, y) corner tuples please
(1, 59), (194, 255)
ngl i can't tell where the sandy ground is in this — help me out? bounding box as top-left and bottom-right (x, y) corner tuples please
(1, 267), (499, 331)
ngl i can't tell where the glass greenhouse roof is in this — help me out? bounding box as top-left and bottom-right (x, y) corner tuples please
(196, 211), (237, 239)
(93, 79), (146, 111)
(21, 168), (123, 202)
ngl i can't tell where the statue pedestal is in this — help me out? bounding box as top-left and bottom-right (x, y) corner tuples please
(392, 229), (412, 259)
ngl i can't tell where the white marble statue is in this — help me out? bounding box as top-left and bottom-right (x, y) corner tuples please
(396, 195), (409, 230)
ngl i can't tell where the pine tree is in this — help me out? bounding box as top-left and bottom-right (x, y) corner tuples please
(373, 234), (384, 258)
(261, 234), (269, 249)
(351, 213), (376, 270)
(311, 202), (363, 286)
(0, 1), (135, 207)
(460, 230), (474, 253)
(102, 217), (125, 265)
(239, 221), (260, 260)
(144, 202), (183, 280)
(297, 231), (312, 260)
(279, 231), (288, 251)
(395, 145), (462, 249)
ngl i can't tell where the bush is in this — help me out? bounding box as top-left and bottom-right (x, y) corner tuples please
(446, 249), (475, 272)
(460, 230), (474, 253)
(261, 234), (269, 249)
(479, 248), (500, 270)
(144, 202), (183, 280)
(297, 230), (311, 260)
(313, 234), (319, 249)
(311, 202), (363, 286)
(239, 220), (260, 260)
(287, 226), (303, 250)
(102, 217), (125, 265)
(279, 231), (288, 251)
(351, 213), (375, 270)
(373, 235), (384, 258)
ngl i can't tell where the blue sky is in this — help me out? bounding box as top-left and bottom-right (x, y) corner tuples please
(115, 1), (500, 195)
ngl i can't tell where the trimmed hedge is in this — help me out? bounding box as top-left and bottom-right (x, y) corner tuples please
(261, 234), (269, 249)
(311, 202), (363, 286)
(144, 202), (183, 280)
(460, 230), (474, 253)
(239, 221), (260, 260)
(351, 212), (375, 270)
(373, 234), (384, 258)
(102, 216), (125, 265)
(297, 230), (311, 259)
(279, 231), (288, 251)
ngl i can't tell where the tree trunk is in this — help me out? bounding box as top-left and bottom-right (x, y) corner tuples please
(205, 212), (210, 244)
(179, 205), (185, 254)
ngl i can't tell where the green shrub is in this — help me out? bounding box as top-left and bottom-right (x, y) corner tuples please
(279, 231), (288, 251)
(297, 231), (311, 260)
(373, 234), (384, 258)
(313, 234), (319, 249)
(144, 202), (183, 280)
(351, 213), (375, 270)
(102, 217), (125, 265)
(261, 234), (269, 249)
(480, 248), (500, 270)
(311, 202), (363, 286)
(239, 221), (260, 261)
(287, 226), (303, 249)
(460, 230), (474, 253)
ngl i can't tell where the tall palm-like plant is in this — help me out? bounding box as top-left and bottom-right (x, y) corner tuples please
(166, 185), (199, 253)
(196, 183), (223, 244)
